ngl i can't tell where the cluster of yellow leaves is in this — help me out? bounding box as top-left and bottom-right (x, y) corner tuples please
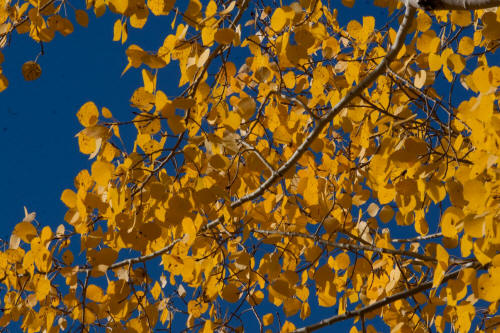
(2, 0), (500, 332)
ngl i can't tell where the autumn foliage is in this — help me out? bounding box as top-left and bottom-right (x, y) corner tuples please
(1, 0), (500, 331)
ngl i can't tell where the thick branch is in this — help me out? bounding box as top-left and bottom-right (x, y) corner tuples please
(253, 229), (438, 263)
(404, 0), (500, 10)
(293, 261), (482, 333)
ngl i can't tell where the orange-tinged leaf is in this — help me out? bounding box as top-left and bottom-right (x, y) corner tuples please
(86, 284), (104, 302)
(0, 74), (8, 92)
(22, 61), (41, 81)
(214, 28), (235, 44)
(263, 313), (273, 326)
(221, 283), (240, 303)
(379, 205), (394, 223)
(113, 19), (121, 41)
(62, 250), (73, 265)
(75, 10), (89, 27)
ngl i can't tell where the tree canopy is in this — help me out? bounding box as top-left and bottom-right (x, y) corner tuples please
(1, 0), (500, 331)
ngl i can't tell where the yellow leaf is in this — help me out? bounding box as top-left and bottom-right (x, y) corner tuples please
(270, 8), (287, 32)
(464, 214), (486, 238)
(335, 253), (350, 270)
(451, 10), (471, 27)
(13, 221), (37, 243)
(86, 284), (104, 302)
(224, 112), (241, 131)
(263, 313), (273, 326)
(477, 268), (500, 302)
(142, 69), (155, 93)
(77, 101), (99, 127)
(274, 125), (292, 144)
(21, 61), (41, 81)
(147, 0), (174, 16)
(102, 107), (113, 118)
(75, 10), (89, 27)
(91, 160), (114, 186)
(113, 19), (121, 41)
(36, 276), (51, 301)
(201, 26), (216, 46)
(458, 36), (474, 55)
(61, 189), (77, 208)
(283, 298), (301, 317)
(0, 74), (8, 92)
(214, 28), (235, 44)
(283, 72), (295, 89)
(377, 184), (395, 204)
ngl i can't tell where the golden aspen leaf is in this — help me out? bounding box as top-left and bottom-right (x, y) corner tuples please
(201, 26), (216, 46)
(458, 36), (474, 55)
(21, 61), (41, 81)
(477, 269), (500, 302)
(86, 284), (104, 302)
(75, 10), (88, 27)
(471, 66), (491, 93)
(417, 30), (439, 54)
(142, 69), (155, 94)
(274, 125), (292, 144)
(109, 0), (128, 14)
(416, 11), (432, 31)
(151, 282), (162, 300)
(318, 281), (337, 307)
(36, 276), (51, 300)
(130, 87), (154, 111)
(428, 52), (442, 71)
(377, 184), (395, 204)
(121, 21), (128, 44)
(221, 283), (240, 303)
(91, 160), (114, 186)
(0, 74), (8, 92)
(167, 114), (186, 134)
(447, 54), (465, 73)
(283, 71), (295, 89)
(283, 298), (301, 317)
(451, 10), (471, 27)
(263, 313), (273, 326)
(102, 107), (113, 118)
(336, 253), (350, 270)
(61, 189), (77, 208)
(77, 101), (99, 127)
(14, 221), (37, 243)
(463, 214), (486, 238)
(236, 97), (256, 120)
(440, 207), (463, 238)
(214, 28), (235, 44)
(62, 250), (74, 265)
(247, 290), (264, 306)
(113, 19), (121, 41)
(147, 0), (174, 16)
(270, 8), (287, 32)
(379, 205), (394, 223)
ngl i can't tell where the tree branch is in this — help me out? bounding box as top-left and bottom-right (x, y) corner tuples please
(293, 261), (482, 332)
